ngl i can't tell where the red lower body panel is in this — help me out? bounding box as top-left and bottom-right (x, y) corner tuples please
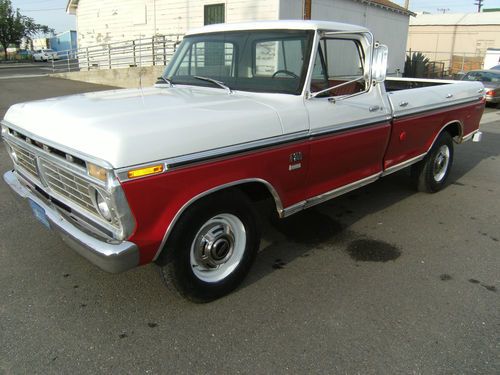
(384, 100), (484, 169)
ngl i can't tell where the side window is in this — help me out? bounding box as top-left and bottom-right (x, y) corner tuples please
(176, 41), (235, 77)
(310, 38), (366, 96)
(254, 39), (305, 78)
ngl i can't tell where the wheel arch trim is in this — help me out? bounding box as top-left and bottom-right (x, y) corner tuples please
(428, 120), (464, 152)
(152, 178), (283, 261)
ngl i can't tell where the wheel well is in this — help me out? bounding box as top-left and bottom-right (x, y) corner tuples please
(154, 180), (282, 264)
(443, 121), (462, 141)
(235, 181), (282, 218)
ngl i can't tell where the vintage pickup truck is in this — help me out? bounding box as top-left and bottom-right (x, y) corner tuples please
(2, 21), (484, 302)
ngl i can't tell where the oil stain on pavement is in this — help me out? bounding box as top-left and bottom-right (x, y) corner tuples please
(346, 239), (401, 262)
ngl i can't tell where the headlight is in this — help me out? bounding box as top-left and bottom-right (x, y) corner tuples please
(95, 190), (113, 222)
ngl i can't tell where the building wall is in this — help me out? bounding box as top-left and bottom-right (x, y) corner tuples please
(407, 24), (500, 58)
(50, 31), (78, 52)
(279, 0), (410, 74)
(407, 24), (500, 72)
(76, 0), (279, 48)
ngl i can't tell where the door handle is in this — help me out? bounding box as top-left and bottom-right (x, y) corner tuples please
(399, 101), (409, 107)
(446, 93), (454, 98)
(369, 105), (380, 112)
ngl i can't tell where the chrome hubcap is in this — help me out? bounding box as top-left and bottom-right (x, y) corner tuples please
(433, 145), (450, 182)
(190, 214), (246, 283)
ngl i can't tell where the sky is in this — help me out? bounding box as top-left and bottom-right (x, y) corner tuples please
(11, 0), (75, 34)
(393, 0), (500, 13)
(9, 0), (500, 36)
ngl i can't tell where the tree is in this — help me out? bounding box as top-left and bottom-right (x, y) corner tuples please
(0, 0), (53, 60)
(403, 52), (430, 78)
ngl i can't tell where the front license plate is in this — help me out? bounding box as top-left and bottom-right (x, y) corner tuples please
(29, 200), (51, 229)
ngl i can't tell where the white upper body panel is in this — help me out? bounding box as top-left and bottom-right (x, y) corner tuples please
(2, 21), (485, 171)
(3, 86), (298, 168)
(386, 78), (484, 118)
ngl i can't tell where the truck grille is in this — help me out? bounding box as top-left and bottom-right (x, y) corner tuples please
(10, 143), (39, 178)
(38, 158), (99, 215)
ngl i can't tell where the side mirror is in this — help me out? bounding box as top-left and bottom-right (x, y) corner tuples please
(372, 43), (388, 83)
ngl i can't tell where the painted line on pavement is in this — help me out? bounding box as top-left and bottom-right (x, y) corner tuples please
(0, 74), (47, 79)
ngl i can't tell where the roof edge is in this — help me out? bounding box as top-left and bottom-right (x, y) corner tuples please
(359, 0), (416, 17)
(66, 0), (78, 15)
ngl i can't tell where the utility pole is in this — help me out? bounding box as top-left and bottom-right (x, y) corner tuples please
(474, 0), (484, 12)
(404, 0), (409, 9)
(304, 0), (311, 20)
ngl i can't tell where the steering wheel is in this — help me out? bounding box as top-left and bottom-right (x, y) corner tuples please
(271, 70), (299, 79)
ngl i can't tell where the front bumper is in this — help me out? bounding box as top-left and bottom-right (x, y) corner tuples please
(3, 170), (139, 273)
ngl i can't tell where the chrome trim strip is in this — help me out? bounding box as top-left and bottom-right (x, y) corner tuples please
(310, 116), (391, 137)
(3, 170), (139, 273)
(461, 129), (481, 143)
(391, 97), (482, 119)
(152, 178), (284, 261)
(116, 131), (310, 182)
(385, 77), (457, 84)
(381, 153), (426, 176)
(117, 117), (391, 182)
(282, 172), (381, 217)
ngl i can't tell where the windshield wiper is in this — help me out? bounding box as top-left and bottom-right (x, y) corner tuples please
(156, 75), (173, 87)
(193, 76), (232, 94)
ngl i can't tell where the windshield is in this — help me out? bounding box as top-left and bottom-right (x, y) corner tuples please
(462, 71), (500, 83)
(163, 30), (314, 95)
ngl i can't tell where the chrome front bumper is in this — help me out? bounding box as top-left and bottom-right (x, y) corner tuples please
(3, 170), (139, 273)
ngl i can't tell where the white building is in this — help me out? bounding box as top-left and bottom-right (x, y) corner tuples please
(66, 0), (413, 73)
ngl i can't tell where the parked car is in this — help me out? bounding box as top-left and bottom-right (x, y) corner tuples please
(2, 20), (485, 302)
(32, 49), (59, 62)
(461, 69), (500, 105)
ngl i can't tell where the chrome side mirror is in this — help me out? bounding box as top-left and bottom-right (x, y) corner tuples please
(372, 43), (388, 83)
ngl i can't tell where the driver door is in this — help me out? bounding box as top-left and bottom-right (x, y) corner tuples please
(304, 34), (391, 198)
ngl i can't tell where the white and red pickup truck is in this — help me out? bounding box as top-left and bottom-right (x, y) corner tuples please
(2, 21), (484, 302)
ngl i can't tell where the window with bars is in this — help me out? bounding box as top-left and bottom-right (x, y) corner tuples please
(204, 3), (225, 25)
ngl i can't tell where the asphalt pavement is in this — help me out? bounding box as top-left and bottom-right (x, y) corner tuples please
(0, 76), (499, 374)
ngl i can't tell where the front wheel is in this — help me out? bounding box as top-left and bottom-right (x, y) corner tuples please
(158, 190), (260, 302)
(411, 131), (454, 193)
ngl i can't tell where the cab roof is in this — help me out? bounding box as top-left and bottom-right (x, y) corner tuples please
(185, 20), (370, 36)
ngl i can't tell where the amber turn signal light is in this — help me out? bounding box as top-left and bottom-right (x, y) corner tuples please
(127, 164), (164, 179)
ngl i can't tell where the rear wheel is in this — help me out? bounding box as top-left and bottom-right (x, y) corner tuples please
(158, 190), (260, 303)
(412, 131), (454, 193)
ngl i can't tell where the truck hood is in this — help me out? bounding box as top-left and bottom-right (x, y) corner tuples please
(3, 86), (284, 168)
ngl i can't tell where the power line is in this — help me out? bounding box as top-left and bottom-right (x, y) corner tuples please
(21, 7), (65, 12)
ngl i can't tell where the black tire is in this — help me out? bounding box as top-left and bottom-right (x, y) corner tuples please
(411, 131), (454, 193)
(157, 190), (260, 303)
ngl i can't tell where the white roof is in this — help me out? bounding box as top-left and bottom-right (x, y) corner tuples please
(410, 12), (500, 26)
(185, 20), (369, 36)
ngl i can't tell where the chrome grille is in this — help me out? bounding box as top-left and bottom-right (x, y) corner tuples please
(39, 159), (98, 215)
(10, 143), (39, 178)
